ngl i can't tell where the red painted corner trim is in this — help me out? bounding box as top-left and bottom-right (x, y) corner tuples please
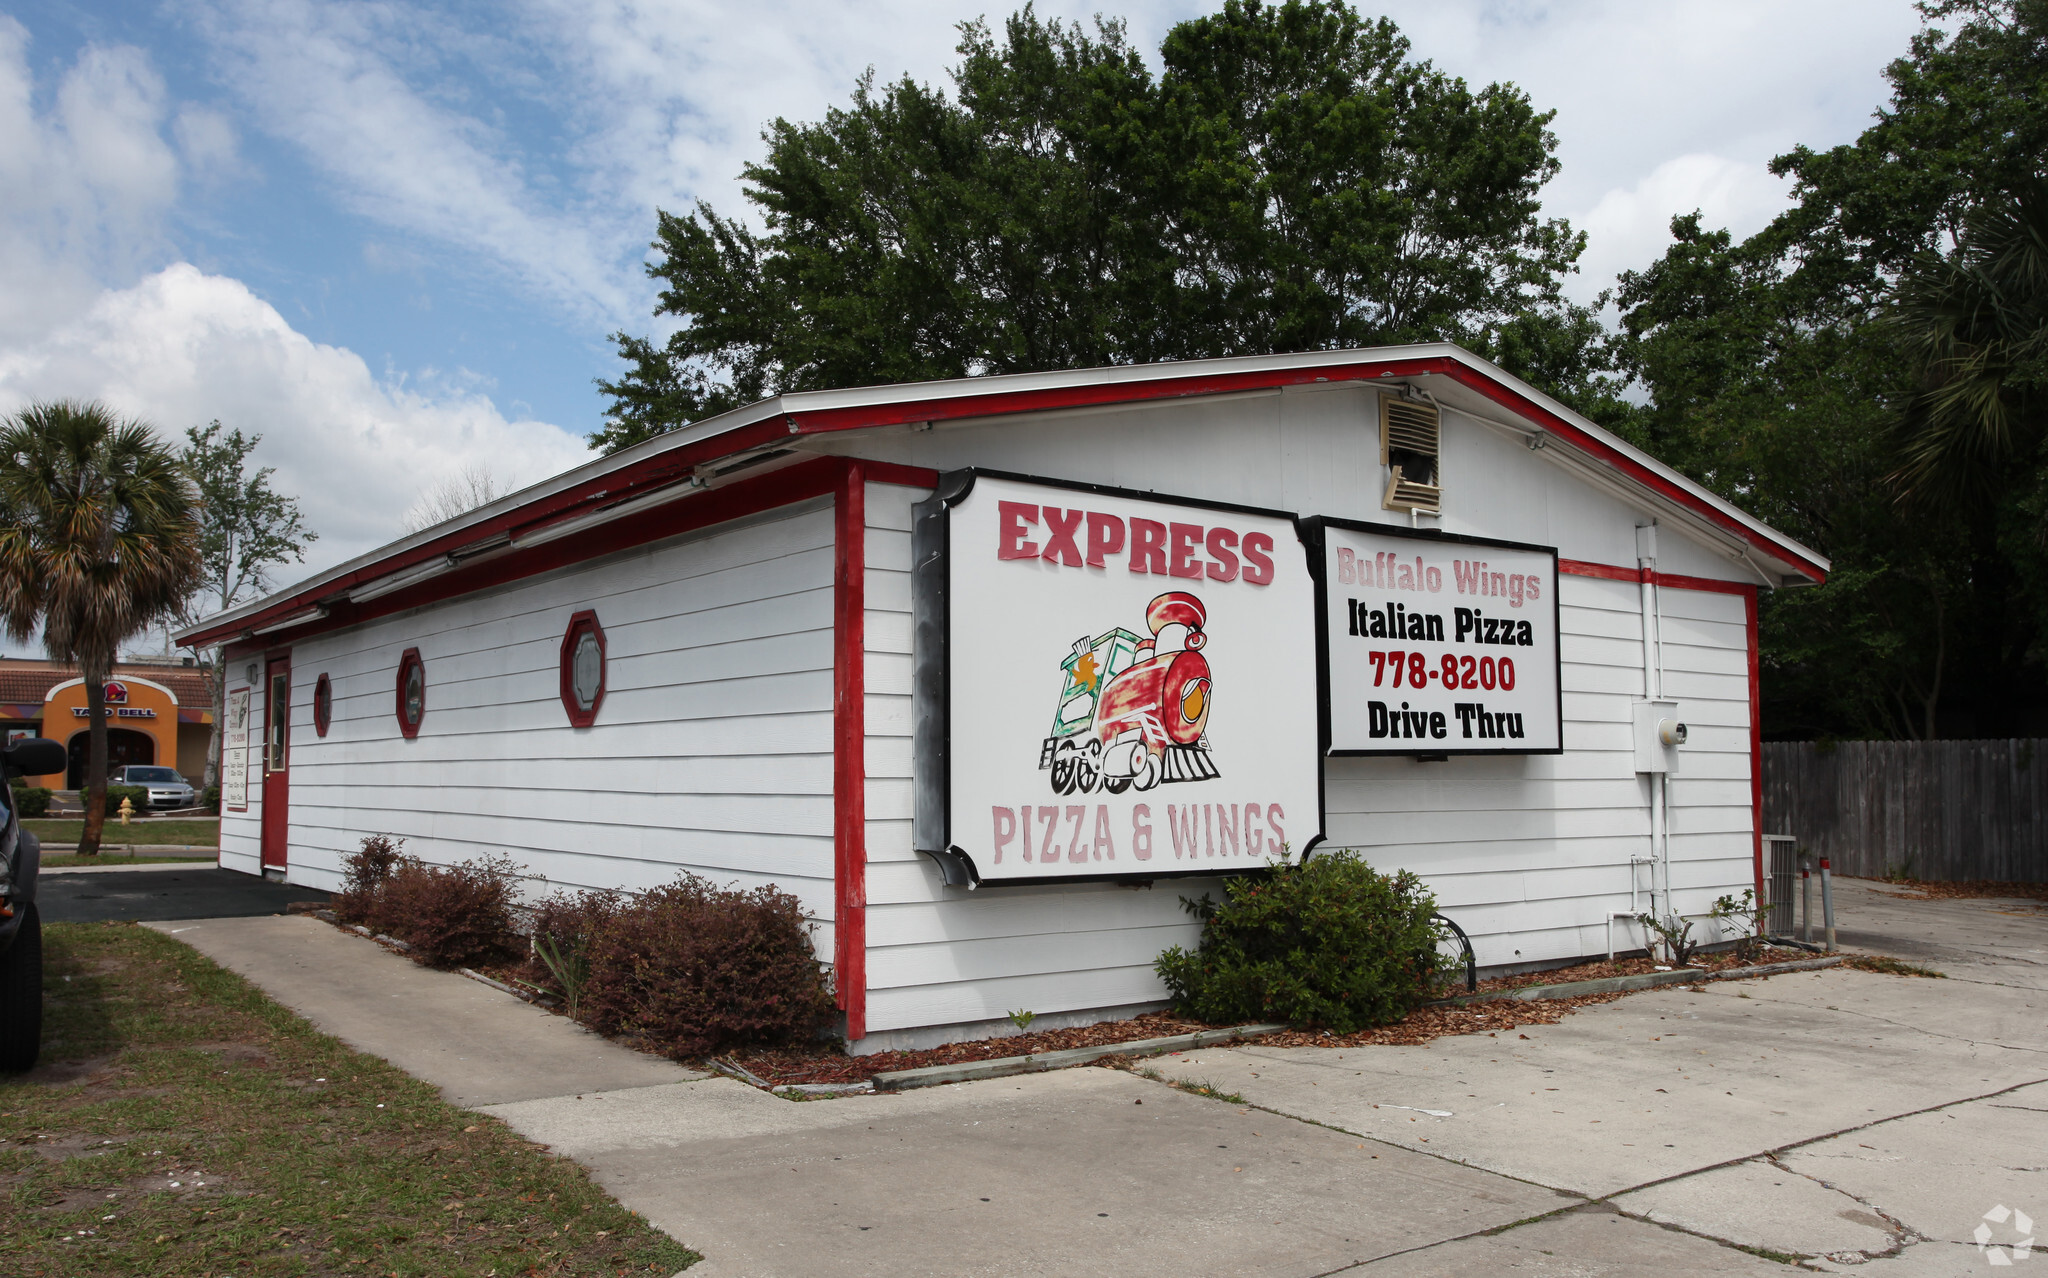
(1560, 558), (1758, 597)
(1655, 570), (1757, 598)
(558, 610), (606, 728)
(1748, 587), (1764, 902)
(860, 460), (939, 489)
(1559, 558), (1642, 584)
(395, 648), (424, 740)
(832, 461), (869, 1042)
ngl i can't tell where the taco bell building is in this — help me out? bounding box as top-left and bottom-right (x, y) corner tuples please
(174, 345), (1825, 1053)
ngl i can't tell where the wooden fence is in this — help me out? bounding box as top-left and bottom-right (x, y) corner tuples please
(1762, 739), (2048, 883)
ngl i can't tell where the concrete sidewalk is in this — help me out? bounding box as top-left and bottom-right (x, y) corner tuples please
(148, 881), (2047, 1276)
(1148, 877), (2048, 1273)
(151, 915), (701, 1106)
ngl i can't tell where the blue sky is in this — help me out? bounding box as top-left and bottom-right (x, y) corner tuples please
(0, 0), (1925, 584)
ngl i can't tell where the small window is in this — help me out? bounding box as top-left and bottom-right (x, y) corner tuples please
(396, 648), (425, 739)
(267, 670), (290, 771)
(313, 673), (332, 737)
(559, 611), (607, 728)
(1381, 394), (1442, 514)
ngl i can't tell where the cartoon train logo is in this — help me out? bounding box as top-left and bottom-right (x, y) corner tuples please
(1039, 591), (1220, 795)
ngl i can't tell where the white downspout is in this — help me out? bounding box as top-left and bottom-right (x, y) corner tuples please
(1638, 523), (1668, 921)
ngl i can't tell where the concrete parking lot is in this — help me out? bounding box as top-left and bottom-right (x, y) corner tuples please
(158, 876), (2044, 1276)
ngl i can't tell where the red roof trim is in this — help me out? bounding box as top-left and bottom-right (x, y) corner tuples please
(184, 457), (939, 651)
(185, 347), (1818, 645)
(1444, 368), (1822, 584)
(785, 357), (1821, 583)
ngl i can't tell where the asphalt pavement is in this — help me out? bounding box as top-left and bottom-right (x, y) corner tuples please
(40, 865), (328, 923)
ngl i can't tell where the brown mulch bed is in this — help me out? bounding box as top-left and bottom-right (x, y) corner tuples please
(339, 913), (1815, 1089)
(1465, 944), (1811, 994)
(728, 1011), (1216, 1087)
(728, 948), (1836, 1086)
(1864, 878), (2048, 903)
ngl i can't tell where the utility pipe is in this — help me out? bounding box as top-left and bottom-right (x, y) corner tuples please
(1820, 857), (1837, 952)
(1637, 523), (1670, 920)
(1801, 857), (1813, 945)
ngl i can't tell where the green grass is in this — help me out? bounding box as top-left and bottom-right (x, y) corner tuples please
(0, 922), (699, 1276)
(23, 820), (219, 847)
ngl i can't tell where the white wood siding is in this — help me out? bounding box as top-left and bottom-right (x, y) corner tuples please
(270, 502), (840, 952)
(844, 387), (1759, 1035)
(1326, 575), (1754, 969)
(860, 480), (1226, 1039)
(220, 666), (260, 874)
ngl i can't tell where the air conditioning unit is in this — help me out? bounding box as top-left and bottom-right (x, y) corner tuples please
(1381, 395), (1441, 513)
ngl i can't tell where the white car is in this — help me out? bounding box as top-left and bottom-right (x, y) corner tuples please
(112, 765), (198, 810)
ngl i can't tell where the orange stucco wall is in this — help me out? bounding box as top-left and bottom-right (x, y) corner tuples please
(28, 679), (181, 788)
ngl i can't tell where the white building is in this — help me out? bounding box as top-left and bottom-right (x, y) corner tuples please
(177, 345), (1825, 1053)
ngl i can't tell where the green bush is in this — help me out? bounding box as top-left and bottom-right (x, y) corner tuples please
(202, 784), (220, 813)
(10, 784), (51, 818)
(1155, 850), (1447, 1033)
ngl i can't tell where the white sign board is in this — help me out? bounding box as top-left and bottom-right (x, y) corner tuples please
(1316, 520), (1561, 754)
(934, 474), (1324, 883)
(223, 687), (251, 811)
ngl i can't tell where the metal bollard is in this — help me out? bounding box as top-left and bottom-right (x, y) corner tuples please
(1801, 858), (1812, 945)
(1820, 856), (1836, 952)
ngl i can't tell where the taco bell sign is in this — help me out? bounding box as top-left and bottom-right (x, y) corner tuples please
(917, 473), (1324, 885)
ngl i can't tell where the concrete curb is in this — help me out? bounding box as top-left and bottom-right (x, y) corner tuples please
(458, 966), (560, 1009)
(40, 859), (221, 875)
(39, 845), (217, 853)
(869, 1023), (1290, 1092)
(1432, 955), (1846, 1006)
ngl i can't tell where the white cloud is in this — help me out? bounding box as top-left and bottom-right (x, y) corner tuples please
(1577, 154), (1791, 295)
(0, 18), (182, 343)
(0, 263), (592, 568)
(1368, 0), (1926, 298)
(191, 0), (641, 325)
(0, 17), (592, 584)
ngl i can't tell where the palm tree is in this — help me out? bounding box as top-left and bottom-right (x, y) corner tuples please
(0, 402), (201, 856)
(1888, 183), (2048, 505)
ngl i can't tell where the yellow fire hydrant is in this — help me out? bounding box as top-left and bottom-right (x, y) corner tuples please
(118, 796), (133, 826)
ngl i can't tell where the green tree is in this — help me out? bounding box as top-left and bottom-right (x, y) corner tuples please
(595, 1), (1608, 453)
(1888, 185), (2048, 505)
(177, 421), (317, 788)
(1611, 0), (2048, 740)
(0, 402), (201, 855)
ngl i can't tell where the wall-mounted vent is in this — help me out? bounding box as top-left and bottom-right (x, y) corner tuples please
(1381, 395), (1441, 513)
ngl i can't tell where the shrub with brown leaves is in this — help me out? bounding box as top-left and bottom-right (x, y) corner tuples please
(332, 833), (521, 970)
(332, 833), (407, 925)
(572, 873), (835, 1058)
(374, 854), (523, 970)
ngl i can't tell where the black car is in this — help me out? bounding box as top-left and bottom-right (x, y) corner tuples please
(1, 737), (65, 1071)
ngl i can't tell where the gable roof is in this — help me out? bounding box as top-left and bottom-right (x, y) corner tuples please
(174, 342), (1826, 649)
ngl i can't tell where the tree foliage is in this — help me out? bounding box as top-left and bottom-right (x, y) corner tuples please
(0, 401), (201, 853)
(181, 421), (316, 620)
(1612, 0), (2048, 739)
(595, 0), (1608, 452)
(178, 421), (316, 787)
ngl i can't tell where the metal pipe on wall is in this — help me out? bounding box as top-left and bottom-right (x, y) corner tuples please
(1637, 523), (1670, 919)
